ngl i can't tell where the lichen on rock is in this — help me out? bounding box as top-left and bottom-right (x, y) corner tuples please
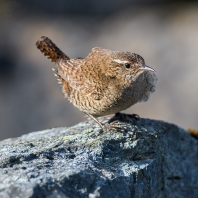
(0, 116), (197, 198)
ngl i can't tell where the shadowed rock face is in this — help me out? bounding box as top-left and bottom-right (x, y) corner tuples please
(0, 117), (197, 198)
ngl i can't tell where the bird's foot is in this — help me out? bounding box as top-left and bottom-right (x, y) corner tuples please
(124, 113), (140, 121)
(108, 112), (140, 124)
(95, 112), (140, 131)
(84, 112), (140, 131)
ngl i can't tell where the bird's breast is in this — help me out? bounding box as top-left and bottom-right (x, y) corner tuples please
(67, 71), (157, 116)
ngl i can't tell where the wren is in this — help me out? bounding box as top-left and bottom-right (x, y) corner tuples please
(36, 36), (157, 128)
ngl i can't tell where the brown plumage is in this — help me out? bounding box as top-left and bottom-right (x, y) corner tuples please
(36, 36), (69, 62)
(36, 36), (157, 128)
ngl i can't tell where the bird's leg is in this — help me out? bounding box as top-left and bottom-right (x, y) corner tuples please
(85, 113), (104, 129)
(85, 113), (126, 130)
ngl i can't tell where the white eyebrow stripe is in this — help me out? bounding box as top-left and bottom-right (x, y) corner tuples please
(113, 59), (129, 64)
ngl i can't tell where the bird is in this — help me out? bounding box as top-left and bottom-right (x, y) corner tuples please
(36, 36), (157, 128)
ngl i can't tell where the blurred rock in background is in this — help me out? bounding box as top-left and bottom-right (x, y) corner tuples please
(0, 0), (198, 140)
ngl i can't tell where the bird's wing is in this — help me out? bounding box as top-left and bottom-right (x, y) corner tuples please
(56, 58), (86, 91)
(56, 58), (106, 99)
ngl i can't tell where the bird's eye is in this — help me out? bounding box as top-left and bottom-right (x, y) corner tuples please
(125, 63), (130, 68)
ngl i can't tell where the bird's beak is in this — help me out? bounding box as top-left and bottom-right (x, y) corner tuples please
(139, 65), (155, 72)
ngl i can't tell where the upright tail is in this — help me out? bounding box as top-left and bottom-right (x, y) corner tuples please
(36, 36), (69, 62)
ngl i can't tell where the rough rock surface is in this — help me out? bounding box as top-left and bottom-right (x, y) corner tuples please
(0, 116), (197, 198)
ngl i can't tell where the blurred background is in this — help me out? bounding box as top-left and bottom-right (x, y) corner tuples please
(0, 0), (198, 140)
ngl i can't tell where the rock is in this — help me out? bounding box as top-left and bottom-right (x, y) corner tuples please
(0, 116), (197, 198)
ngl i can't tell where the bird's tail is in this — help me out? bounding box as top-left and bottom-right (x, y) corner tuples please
(36, 36), (69, 62)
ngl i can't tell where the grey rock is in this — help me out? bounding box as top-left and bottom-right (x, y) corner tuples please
(0, 116), (197, 198)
